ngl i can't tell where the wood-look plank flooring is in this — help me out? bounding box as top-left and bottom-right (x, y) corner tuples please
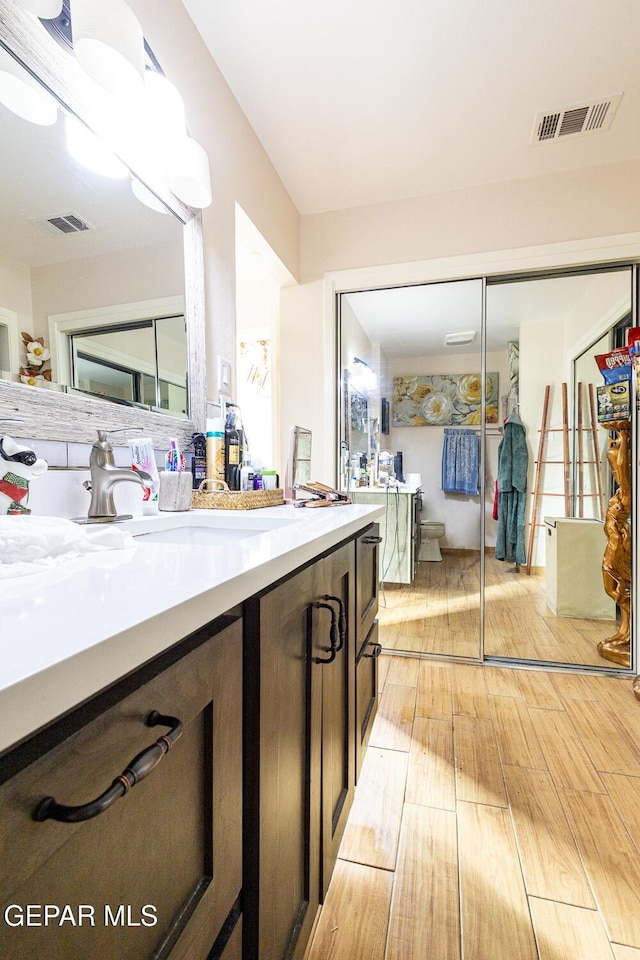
(305, 656), (640, 960)
(378, 550), (622, 669)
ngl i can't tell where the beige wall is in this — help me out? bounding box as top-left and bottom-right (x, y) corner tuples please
(129, 0), (300, 403)
(31, 242), (184, 334)
(0, 250), (33, 343)
(299, 159), (640, 283)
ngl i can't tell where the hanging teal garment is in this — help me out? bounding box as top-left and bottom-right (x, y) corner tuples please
(495, 413), (528, 565)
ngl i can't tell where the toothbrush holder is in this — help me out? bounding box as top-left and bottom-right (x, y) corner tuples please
(158, 471), (192, 512)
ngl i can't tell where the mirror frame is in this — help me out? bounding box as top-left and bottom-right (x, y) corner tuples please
(0, 0), (206, 446)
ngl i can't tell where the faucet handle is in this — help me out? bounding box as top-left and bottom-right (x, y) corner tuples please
(94, 426), (142, 443)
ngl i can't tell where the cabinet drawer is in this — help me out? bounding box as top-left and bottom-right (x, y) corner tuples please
(0, 618), (242, 960)
(355, 620), (380, 781)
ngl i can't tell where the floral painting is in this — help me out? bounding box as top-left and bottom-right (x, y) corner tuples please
(392, 373), (499, 426)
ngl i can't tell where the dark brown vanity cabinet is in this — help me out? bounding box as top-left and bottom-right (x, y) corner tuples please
(0, 614), (243, 960)
(355, 524), (381, 780)
(243, 540), (357, 960)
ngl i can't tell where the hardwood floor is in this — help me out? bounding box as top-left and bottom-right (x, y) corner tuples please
(305, 656), (640, 960)
(378, 551), (622, 669)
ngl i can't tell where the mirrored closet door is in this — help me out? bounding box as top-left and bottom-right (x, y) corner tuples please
(338, 278), (484, 661)
(339, 264), (636, 675)
(484, 266), (633, 671)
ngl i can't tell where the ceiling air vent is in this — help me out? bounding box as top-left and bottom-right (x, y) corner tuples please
(532, 93), (623, 144)
(444, 331), (476, 347)
(29, 212), (93, 238)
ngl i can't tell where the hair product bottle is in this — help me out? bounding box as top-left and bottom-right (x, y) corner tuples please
(224, 406), (243, 490)
(190, 432), (207, 490)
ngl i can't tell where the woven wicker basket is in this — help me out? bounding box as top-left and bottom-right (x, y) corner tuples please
(192, 478), (284, 510)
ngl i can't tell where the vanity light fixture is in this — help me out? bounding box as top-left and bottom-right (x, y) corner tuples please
(13, 0), (63, 17)
(36, 0), (213, 208)
(71, 0), (145, 99)
(144, 70), (186, 142)
(168, 135), (212, 209)
(0, 48), (58, 126)
(444, 331), (476, 346)
(64, 113), (129, 179)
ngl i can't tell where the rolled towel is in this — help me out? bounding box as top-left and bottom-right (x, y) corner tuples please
(0, 515), (135, 575)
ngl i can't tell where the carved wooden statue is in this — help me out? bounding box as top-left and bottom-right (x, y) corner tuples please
(598, 420), (631, 668)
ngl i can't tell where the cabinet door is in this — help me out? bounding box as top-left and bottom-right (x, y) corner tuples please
(0, 618), (242, 960)
(356, 523), (380, 645)
(316, 541), (356, 900)
(355, 525), (380, 782)
(244, 562), (321, 960)
(355, 620), (380, 780)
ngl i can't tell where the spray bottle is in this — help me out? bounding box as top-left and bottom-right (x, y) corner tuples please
(224, 404), (244, 491)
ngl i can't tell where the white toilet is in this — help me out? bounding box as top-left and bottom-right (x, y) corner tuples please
(419, 521), (445, 561)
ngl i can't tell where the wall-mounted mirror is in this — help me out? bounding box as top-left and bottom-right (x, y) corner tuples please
(0, 1), (205, 445)
(338, 265), (635, 674)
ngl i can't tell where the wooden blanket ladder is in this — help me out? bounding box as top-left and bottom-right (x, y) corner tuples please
(525, 384), (570, 574)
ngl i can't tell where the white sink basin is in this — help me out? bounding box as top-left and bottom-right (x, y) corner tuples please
(136, 524), (273, 545)
(106, 510), (300, 547)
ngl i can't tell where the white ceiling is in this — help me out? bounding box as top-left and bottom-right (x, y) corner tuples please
(182, 0), (640, 216)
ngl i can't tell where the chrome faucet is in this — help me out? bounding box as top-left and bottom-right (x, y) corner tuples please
(81, 430), (152, 522)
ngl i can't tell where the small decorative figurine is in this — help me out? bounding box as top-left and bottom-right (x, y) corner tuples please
(19, 332), (52, 387)
(0, 436), (48, 515)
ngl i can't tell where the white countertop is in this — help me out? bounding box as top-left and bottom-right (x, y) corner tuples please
(0, 503), (383, 755)
(345, 483), (423, 496)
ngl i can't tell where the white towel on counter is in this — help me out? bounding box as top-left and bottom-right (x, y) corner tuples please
(0, 515), (136, 579)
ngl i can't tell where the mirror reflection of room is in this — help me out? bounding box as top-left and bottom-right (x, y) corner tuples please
(339, 266), (633, 672)
(0, 44), (188, 415)
(340, 278), (484, 661)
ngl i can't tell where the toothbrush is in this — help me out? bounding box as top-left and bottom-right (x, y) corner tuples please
(166, 439), (186, 472)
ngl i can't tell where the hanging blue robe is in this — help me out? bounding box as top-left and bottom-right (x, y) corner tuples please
(495, 413), (528, 565)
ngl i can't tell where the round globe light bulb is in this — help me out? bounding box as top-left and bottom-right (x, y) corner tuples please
(168, 136), (212, 209)
(71, 0), (145, 98)
(0, 50), (58, 126)
(65, 113), (129, 179)
(13, 0), (63, 17)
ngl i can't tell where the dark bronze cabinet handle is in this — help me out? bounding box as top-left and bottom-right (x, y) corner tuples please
(324, 594), (346, 651)
(312, 601), (338, 664)
(32, 711), (183, 824)
(363, 642), (382, 659)
(362, 536), (383, 544)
